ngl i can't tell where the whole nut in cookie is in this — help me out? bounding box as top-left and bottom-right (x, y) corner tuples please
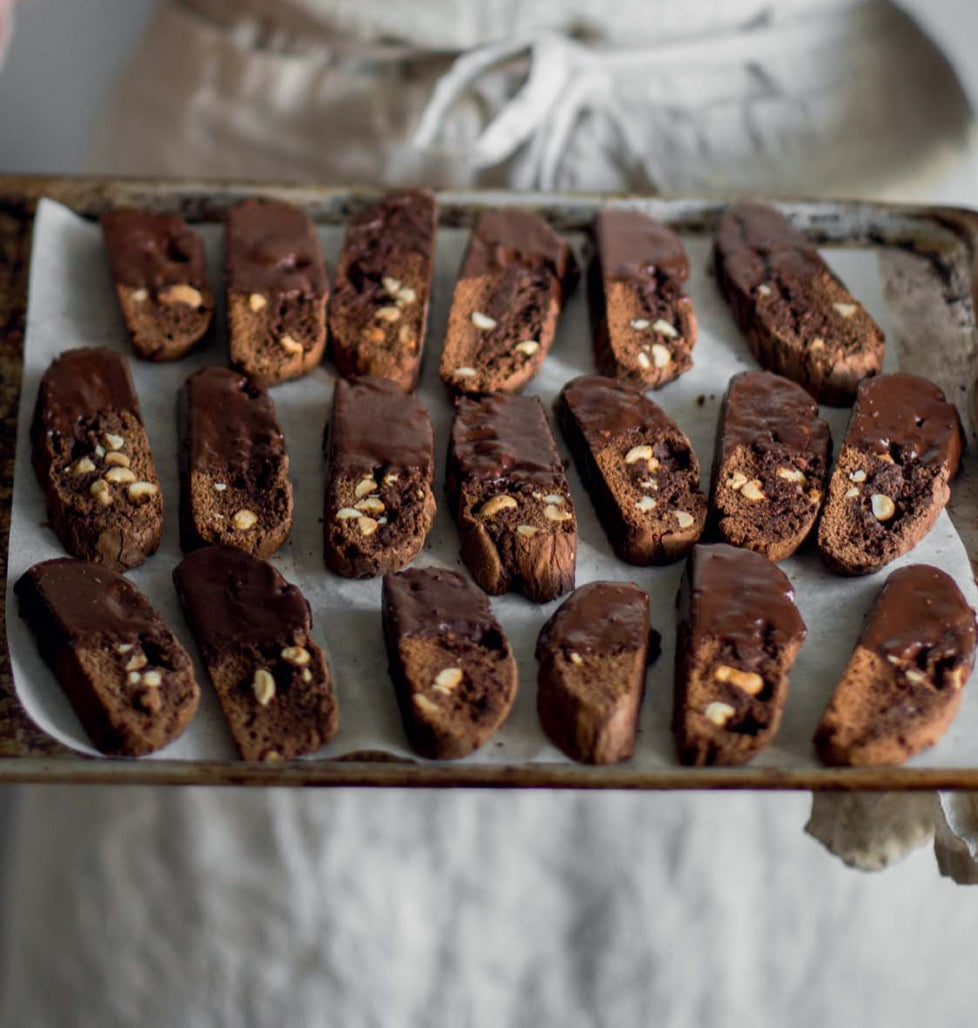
(131, 288), (148, 303)
(102, 433), (125, 452)
(125, 653), (148, 672)
(849, 469), (867, 482)
(71, 457), (96, 475)
(479, 494), (518, 518)
(382, 276), (401, 296)
(233, 509), (258, 531)
(336, 507), (362, 520)
(650, 344), (671, 368)
(105, 466), (136, 484)
(355, 477), (377, 498)
(471, 311), (497, 331)
(434, 667), (463, 692)
(160, 284), (204, 308)
(248, 293), (267, 312)
(675, 510), (695, 529)
(514, 340), (539, 356)
(128, 481), (158, 503)
(454, 367), (477, 379)
(703, 701), (735, 726)
(90, 479), (113, 506)
(652, 320), (679, 338)
(279, 334), (303, 355)
(569, 652), (584, 666)
(516, 524), (539, 537)
(543, 494), (565, 505)
(637, 352), (651, 370)
(544, 504), (573, 522)
(413, 693), (440, 716)
(376, 306), (402, 323)
(727, 471), (748, 491)
(740, 480), (765, 502)
(281, 646), (311, 666)
(624, 445), (654, 465)
(777, 467), (806, 484)
(253, 668), (276, 706)
(355, 497), (385, 514)
(630, 318), (651, 330)
(871, 494), (896, 521)
(357, 516), (379, 536)
(833, 302), (858, 318)
(635, 495), (657, 512)
(714, 664), (763, 695)
(142, 670), (163, 688)
(396, 286), (417, 306)
(104, 451), (131, 468)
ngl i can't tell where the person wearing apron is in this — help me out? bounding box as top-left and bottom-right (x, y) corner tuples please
(3, 1), (978, 1024)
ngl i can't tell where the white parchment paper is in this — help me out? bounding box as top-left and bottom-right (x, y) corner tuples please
(6, 198), (978, 768)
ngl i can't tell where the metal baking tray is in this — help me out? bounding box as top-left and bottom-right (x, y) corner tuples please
(1, 175), (977, 789)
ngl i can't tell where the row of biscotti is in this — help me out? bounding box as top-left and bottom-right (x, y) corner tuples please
(32, 347), (961, 591)
(17, 544), (975, 769)
(102, 196), (885, 405)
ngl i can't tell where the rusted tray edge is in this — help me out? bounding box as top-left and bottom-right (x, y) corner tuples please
(1, 174), (977, 789)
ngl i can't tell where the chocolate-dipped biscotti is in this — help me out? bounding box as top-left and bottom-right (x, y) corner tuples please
(536, 581), (651, 765)
(817, 374), (962, 575)
(709, 370), (832, 561)
(16, 558), (200, 756)
(226, 198), (329, 386)
(381, 566), (518, 759)
(556, 375), (706, 565)
(31, 347), (163, 570)
(815, 565), (976, 766)
(714, 202), (884, 405)
(447, 393), (577, 602)
(440, 210), (575, 395)
(588, 209), (696, 387)
(674, 544), (806, 766)
(329, 190), (437, 391)
(323, 377), (436, 578)
(174, 546), (338, 761)
(178, 366), (292, 558)
(102, 209), (214, 361)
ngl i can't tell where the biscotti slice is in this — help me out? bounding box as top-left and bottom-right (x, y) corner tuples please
(328, 190), (437, 391)
(381, 566), (518, 759)
(674, 543), (806, 767)
(536, 581), (651, 764)
(102, 209), (214, 361)
(15, 558), (199, 756)
(226, 198), (329, 386)
(30, 347), (163, 571)
(815, 565), (976, 766)
(817, 373), (962, 575)
(714, 202), (884, 405)
(173, 545), (338, 761)
(709, 370), (832, 561)
(447, 392), (577, 602)
(556, 375), (706, 565)
(588, 209), (696, 387)
(323, 376), (436, 578)
(440, 210), (575, 395)
(178, 366), (292, 558)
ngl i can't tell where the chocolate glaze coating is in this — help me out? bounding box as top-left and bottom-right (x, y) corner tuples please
(102, 209), (209, 291)
(558, 375), (679, 443)
(462, 210), (575, 286)
(537, 581), (649, 657)
(340, 190), (436, 278)
(592, 209), (689, 283)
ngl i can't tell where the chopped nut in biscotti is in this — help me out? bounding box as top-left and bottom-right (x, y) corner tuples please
(674, 544), (806, 766)
(226, 198), (329, 386)
(174, 546), (338, 761)
(323, 377), (436, 578)
(15, 558), (200, 755)
(439, 210), (576, 396)
(447, 392), (577, 602)
(329, 191), (437, 391)
(178, 366), (293, 558)
(817, 374), (962, 575)
(382, 567), (518, 759)
(587, 209), (697, 388)
(815, 565), (976, 766)
(714, 202), (884, 405)
(708, 371), (832, 561)
(101, 209), (214, 361)
(536, 581), (652, 764)
(31, 347), (163, 570)
(556, 375), (705, 565)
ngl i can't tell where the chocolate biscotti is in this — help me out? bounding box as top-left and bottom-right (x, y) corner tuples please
(556, 375), (706, 565)
(815, 565), (976, 766)
(328, 190), (437, 391)
(440, 210), (575, 395)
(447, 393), (577, 602)
(588, 209), (696, 387)
(709, 370), (832, 561)
(174, 545), (338, 761)
(226, 198), (329, 386)
(31, 347), (163, 570)
(714, 202), (884, 405)
(102, 209), (214, 361)
(323, 376), (436, 578)
(674, 544), (806, 766)
(817, 374), (962, 575)
(16, 558), (200, 756)
(178, 366), (293, 558)
(536, 581), (651, 764)
(381, 566), (518, 759)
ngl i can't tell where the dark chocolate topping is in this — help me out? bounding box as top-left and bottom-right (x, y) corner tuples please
(384, 566), (500, 644)
(101, 209), (209, 291)
(462, 209), (573, 283)
(559, 375), (678, 448)
(181, 366), (285, 477)
(688, 543), (806, 659)
(329, 376), (434, 474)
(226, 198), (327, 296)
(341, 191), (436, 279)
(451, 393), (563, 480)
(173, 545), (310, 660)
(537, 581), (649, 656)
(861, 564), (977, 666)
(721, 370), (831, 460)
(594, 209), (689, 282)
(847, 374), (961, 469)
(37, 347), (139, 443)
(715, 202), (822, 291)
(16, 558), (164, 642)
